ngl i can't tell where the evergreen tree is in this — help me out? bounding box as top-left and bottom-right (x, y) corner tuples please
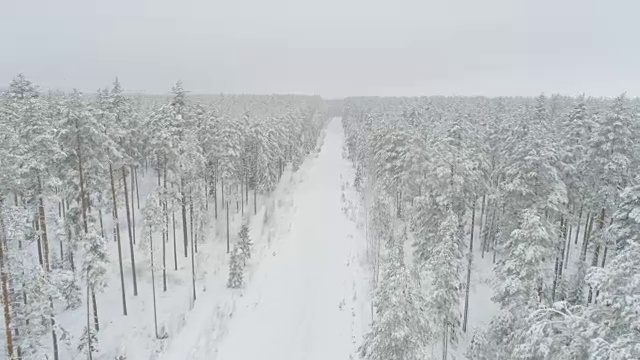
(227, 245), (244, 289)
(359, 236), (430, 360)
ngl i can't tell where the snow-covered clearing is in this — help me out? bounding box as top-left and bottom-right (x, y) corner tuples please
(161, 117), (373, 360)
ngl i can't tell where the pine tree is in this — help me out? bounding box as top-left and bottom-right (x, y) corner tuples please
(238, 223), (252, 264)
(359, 237), (430, 360)
(227, 245), (244, 289)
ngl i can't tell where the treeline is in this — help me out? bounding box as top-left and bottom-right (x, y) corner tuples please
(0, 74), (326, 359)
(343, 94), (640, 359)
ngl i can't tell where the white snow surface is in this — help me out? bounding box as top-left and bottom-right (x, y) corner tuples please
(160, 117), (373, 360)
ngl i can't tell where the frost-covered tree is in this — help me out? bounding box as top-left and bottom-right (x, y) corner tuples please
(227, 245), (244, 289)
(238, 223), (252, 265)
(359, 235), (430, 360)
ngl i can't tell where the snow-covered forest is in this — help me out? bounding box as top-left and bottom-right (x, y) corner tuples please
(343, 94), (640, 359)
(2, 72), (640, 360)
(0, 74), (327, 359)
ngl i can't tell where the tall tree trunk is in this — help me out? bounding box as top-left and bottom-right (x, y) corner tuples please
(564, 221), (572, 270)
(98, 208), (105, 238)
(134, 166), (140, 210)
(85, 280), (93, 360)
(226, 201), (230, 254)
(0, 201), (15, 360)
(462, 200), (475, 333)
(109, 164), (127, 315)
(130, 165), (136, 245)
(149, 226), (159, 338)
(214, 168), (218, 220)
(587, 208), (606, 304)
(181, 182), (189, 258)
(122, 168), (138, 296)
(191, 218), (197, 302)
(35, 218), (44, 267)
(37, 177), (50, 272)
(50, 299), (59, 360)
(580, 212), (593, 262)
(91, 290), (98, 332)
(190, 194), (195, 254)
(254, 188), (257, 215)
(574, 205), (583, 245)
(221, 179), (225, 210)
(172, 205), (178, 270)
(162, 165), (168, 291)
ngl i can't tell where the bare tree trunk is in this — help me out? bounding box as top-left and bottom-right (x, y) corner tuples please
(35, 217), (44, 267)
(50, 299), (59, 360)
(214, 167), (218, 220)
(149, 226), (159, 338)
(172, 206), (178, 270)
(134, 166), (140, 210)
(122, 168), (138, 296)
(98, 208), (105, 238)
(109, 164), (127, 315)
(226, 201), (230, 254)
(86, 279), (93, 360)
(254, 188), (257, 215)
(574, 205), (583, 245)
(131, 165), (136, 245)
(191, 218), (196, 302)
(91, 290), (98, 332)
(162, 165), (168, 291)
(0, 200), (15, 359)
(190, 194), (195, 254)
(587, 208), (606, 304)
(37, 176), (50, 272)
(462, 200), (475, 333)
(182, 183), (189, 258)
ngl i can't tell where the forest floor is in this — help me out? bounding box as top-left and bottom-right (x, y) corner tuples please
(160, 117), (374, 360)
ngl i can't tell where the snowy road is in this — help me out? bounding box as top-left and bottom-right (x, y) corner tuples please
(213, 118), (371, 360)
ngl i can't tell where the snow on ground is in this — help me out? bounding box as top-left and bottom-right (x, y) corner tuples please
(159, 117), (373, 360)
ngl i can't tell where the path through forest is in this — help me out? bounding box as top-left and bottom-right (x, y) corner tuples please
(214, 117), (372, 360)
(160, 118), (372, 360)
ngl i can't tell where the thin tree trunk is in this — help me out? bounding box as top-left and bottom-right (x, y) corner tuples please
(98, 208), (104, 238)
(35, 218), (44, 267)
(172, 207), (178, 270)
(587, 208), (605, 304)
(149, 226), (159, 338)
(191, 218), (196, 302)
(564, 222), (572, 270)
(38, 176), (50, 272)
(462, 200), (475, 333)
(221, 179), (225, 210)
(131, 165), (136, 245)
(0, 200), (15, 360)
(580, 212), (593, 262)
(91, 290), (98, 332)
(86, 280), (93, 360)
(214, 169), (218, 220)
(50, 299), (59, 360)
(182, 185), (189, 258)
(109, 164), (127, 315)
(254, 188), (257, 215)
(134, 166), (140, 210)
(226, 201), (230, 254)
(241, 178), (244, 215)
(122, 167), (138, 296)
(162, 165), (168, 291)
(574, 205), (583, 245)
(190, 194), (194, 253)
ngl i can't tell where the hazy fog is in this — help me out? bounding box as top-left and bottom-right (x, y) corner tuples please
(2, 0), (639, 97)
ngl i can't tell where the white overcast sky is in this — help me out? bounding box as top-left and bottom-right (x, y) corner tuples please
(1, 0), (639, 98)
